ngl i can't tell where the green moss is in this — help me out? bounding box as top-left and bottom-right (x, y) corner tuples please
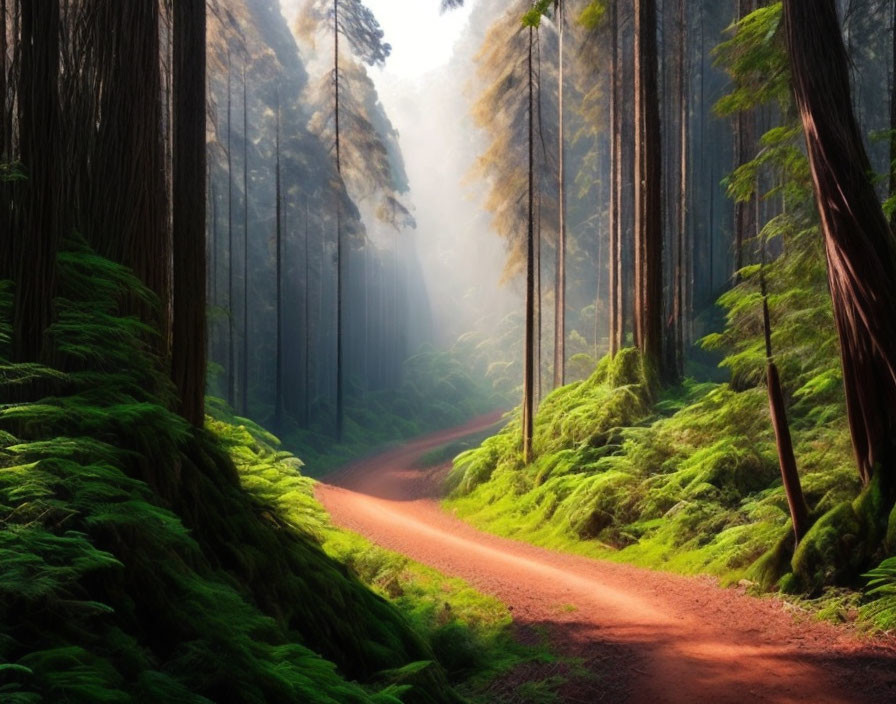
(746, 530), (795, 590)
(791, 502), (864, 592)
(886, 502), (896, 553)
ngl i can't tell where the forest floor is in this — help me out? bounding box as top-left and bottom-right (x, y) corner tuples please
(317, 415), (896, 704)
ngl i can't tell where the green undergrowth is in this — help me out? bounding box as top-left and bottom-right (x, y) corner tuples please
(0, 245), (542, 702)
(209, 413), (559, 702)
(444, 348), (895, 631)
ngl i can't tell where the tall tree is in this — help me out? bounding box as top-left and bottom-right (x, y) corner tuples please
(83, 1), (169, 346)
(227, 56), (237, 409)
(171, 0), (208, 427)
(609, 0), (623, 355)
(633, 0), (663, 372)
(0, 0), (8, 163)
(240, 64), (250, 417)
(674, 0), (688, 376)
(299, 0), (391, 440)
(733, 0), (756, 280)
(274, 94), (284, 431)
(553, 0), (567, 388)
(523, 21), (536, 463)
(9, 0), (63, 364)
(783, 0), (896, 488)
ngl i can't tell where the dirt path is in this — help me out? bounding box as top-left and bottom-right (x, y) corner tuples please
(316, 414), (896, 703)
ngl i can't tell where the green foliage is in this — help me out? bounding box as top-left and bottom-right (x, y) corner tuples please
(0, 247), (469, 703)
(445, 342), (860, 592)
(577, 2), (607, 31)
(862, 557), (896, 631)
(442, 0), (893, 630)
(0, 162), (25, 182)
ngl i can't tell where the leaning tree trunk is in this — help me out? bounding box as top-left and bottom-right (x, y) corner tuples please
(783, 0), (896, 488)
(171, 0), (208, 427)
(760, 253), (810, 544)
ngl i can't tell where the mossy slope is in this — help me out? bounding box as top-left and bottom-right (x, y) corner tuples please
(446, 349), (875, 601)
(0, 249), (463, 703)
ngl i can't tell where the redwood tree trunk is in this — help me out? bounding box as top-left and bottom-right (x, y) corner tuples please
(86, 1), (169, 348)
(634, 0), (663, 372)
(11, 0), (63, 364)
(171, 0), (208, 427)
(783, 0), (896, 487)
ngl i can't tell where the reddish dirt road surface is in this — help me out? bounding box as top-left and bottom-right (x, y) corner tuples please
(316, 413), (896, 703)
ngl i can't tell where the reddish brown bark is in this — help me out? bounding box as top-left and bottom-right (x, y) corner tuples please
(171, 0), (208, 427)
(783, 0), (896, 487)
(633, 0), (663, 372)
(11, 0), (63, 363)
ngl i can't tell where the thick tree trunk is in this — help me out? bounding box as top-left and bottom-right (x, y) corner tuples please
(171, 0), (208, 427)
(634, 0), (663, 372)
(86, 1), (169, 348)
(783, 0), (896, 487)
(523, 25), (535, 463)
(553, 2), (566, 387)
(10, 0), (62, 363)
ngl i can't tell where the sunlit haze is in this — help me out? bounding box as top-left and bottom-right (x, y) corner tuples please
(364, 0), (475, 80)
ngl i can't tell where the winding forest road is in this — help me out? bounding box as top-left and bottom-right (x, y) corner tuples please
(316, 414), (896, 703)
